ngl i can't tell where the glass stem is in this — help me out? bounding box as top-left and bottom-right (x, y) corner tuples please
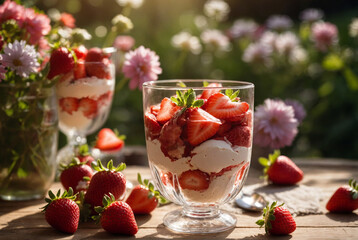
(182, 204), (220, 219)
(67, 133), (87, 147)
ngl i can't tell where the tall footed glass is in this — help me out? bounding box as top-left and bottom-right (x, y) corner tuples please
(56, 48), (116, 166)
(143, 80), (254, 233)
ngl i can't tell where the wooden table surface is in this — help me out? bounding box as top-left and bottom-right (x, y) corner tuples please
(1, 159), (358, 240)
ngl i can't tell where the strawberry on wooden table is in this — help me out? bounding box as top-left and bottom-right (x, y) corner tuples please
(259, 150), (303, 185)
(256, 201), (296, 235)
(76, 144), (95, 167)
(42, 188), (80, 234)
(60, 158), (93, 193)
(93, 193), (138, 235)
(326, 179), (358, 213)
(84, 160), (126, 209)
(95, 128), (125, 151)
(126, 173), (169, 214)
(47, 47), (75, 79)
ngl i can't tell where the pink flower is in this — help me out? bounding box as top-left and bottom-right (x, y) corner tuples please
(254, 99), (299, 149)
(60, 12), (75, 28)
(22, 8), (51, 45)
(284, 99), (306, 123)
(0, 0), (25, 23)
(113, 35), (135, 52)
(122, 46), (162, 90)
(311, 22), (338, 52)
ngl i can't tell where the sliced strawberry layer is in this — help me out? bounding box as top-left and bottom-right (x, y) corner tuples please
(150, 104), (161, 116)
(179, 170), (210, 191)
(156, 97), (181, 124)
(227, 110), (252, 127)
(98, 91), (112, 107)
(216, 120), (232, 136)
(205, 92), (249, 119)
(144, 112), (162, 138)
(222, 125), (251, 147)
(59, 97), (79, 115)
(187, 108), (221, 146)
(200, 83), (222, 100)
(79, 97), (98, 119)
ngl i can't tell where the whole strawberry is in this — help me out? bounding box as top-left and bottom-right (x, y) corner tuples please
(47, 47), (75, 79)
(84, 160), (126, 209)
(60, 158), (93, 193)
(93, 193), (138, 235)
(326, 179), (358, 213)
(76, 144), (95, 167)
(126, 173), (168, 214)
(256, 201), (296, 235)
(259, 150), (303, 185)
(42, 188), (80, 234)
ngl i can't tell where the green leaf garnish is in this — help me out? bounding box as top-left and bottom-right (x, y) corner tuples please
(225, 89), (240, 102)
(171, 88), (204, 108)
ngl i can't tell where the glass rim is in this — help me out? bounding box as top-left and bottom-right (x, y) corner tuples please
(142, 79), (254, 90)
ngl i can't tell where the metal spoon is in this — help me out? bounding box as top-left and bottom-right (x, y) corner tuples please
(235, 191), (266, 212)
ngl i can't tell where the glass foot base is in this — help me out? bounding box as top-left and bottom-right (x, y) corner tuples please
(163, 208), (237, 234)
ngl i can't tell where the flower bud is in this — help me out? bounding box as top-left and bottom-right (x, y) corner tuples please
(71, 28), (92, 44)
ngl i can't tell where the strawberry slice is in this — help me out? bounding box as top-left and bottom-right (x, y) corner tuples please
(227, 110), (252, 127)
(47, 47), (75, 79)
(156, 98), (181, 124)
(150, 104), (161, 116)
(187, 108), (221, 146)
(95, 128), (125, 151)
(222, 125), (251, 147)
(79, 97), (98, 118)
(59, 97), (79, 115)
(74, 45), (88, 60)
(205, 92), (249, 119)
(98, 91), (112, 107)
(179, 170), (210, 191)
(200, 83), (222, 100)
(144, 112), (162, 138)
(73, 61), (86, 80)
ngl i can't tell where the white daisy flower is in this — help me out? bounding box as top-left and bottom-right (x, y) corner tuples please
(116, 0), (144, 9)
(171, 31), (202, 55)
(201, 29), (231, 52)
(242, 42), (272, 66)
(204, 0), (230, 22)
(275, 32), (300, 56)
(1, 40), (39, 78)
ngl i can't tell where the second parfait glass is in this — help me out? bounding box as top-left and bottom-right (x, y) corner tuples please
(143, 80), (254, 234)
(56, 47), (116, 166)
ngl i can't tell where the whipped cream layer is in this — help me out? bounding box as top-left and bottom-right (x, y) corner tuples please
(56, 76), (114, 99)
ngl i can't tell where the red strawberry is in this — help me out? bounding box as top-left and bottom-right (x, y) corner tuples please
(256, 202), (296, 235)
(73, 61), (86, 79)
(179, 169), (210, 191)
(161, 171), (174, 187)
(95, 128), (125, 151)
(42, 188), (79, 234)
(236, 162), (249, 183)
(260, 150), (304, 185)
(150, 104), (161, 116)
(93, 194), (138, 235)
(326, 179), (358, 213)
(227, 110), (253, 127)
(60, 158), (93, 193)
(156, 97), (181, 124)
(200, 82), (222, 100)
(126, 173), (168, 214)
(186, 108), (221, 146)
(144, 112), (162, 138)
(85, 48), (111, 79)
(84, 160), (126, 209)
(76, 144), (95, 167)
(73, 45), (88, 60)
(79, 97), (98, 118)
(222, 125), (251, 147)
(59, 97), (79, 115)
(205, 92), (249, 119)
(97, 91), (112, 107)
(85, 47), (105, 62)
(216, 121), (233, 136)
(48, 47), (75, 79)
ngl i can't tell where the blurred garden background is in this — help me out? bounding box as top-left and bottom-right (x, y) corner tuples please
(24, 0), (358, 159)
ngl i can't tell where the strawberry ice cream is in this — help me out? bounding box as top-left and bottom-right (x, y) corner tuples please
(144, 86), (253, 204)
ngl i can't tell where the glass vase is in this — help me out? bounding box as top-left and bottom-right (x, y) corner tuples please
(0, 83), (58, 201)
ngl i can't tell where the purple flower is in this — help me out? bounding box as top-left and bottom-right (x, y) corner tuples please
(266, 15), (293, 31)
(311, 22), (338, 52)
(122, 46), (162, 90)
(242, 42), (272, 66)
(300, 8), (324, 23)
(229, 19), (258, 39)
(254, 99), (299, 149)
(284, 99), (306, 123)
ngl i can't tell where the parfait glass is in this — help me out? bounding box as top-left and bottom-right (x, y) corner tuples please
(142, 80), (254, 233)
(56, 48), (116, 166)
